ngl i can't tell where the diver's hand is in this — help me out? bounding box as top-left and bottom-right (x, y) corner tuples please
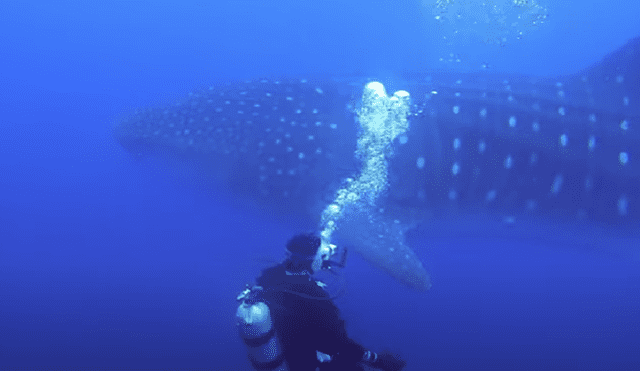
(371, 351), (406, 371)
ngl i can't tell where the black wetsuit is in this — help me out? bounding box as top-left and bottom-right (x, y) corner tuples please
(256, 263), (367, 371)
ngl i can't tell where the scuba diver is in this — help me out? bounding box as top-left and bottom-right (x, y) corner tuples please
(236, 233), (406, 371)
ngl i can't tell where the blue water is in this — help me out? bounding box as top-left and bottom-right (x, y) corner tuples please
(1, 1), (639, 370)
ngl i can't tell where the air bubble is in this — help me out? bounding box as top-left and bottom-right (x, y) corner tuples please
(453, 106), (460, 114)
(416, 157), (426, 169)
(509, 116), (516, 128)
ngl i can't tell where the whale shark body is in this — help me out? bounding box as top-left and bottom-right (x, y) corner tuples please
(115, 37), (640, 290)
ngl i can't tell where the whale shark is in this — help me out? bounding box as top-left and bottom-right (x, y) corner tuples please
(115, 36), (639, 290)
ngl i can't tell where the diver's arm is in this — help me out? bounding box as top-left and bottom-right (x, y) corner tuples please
(311, 301), (367, 366)
(313, 305), (405, 371)
(324, 336), (367, 366)
(361, 350), (406, 371)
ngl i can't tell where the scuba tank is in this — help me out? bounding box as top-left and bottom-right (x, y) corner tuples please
(236, 285), (288, 371)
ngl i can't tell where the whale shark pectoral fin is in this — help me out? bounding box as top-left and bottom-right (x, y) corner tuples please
(334, 207), (431, 291)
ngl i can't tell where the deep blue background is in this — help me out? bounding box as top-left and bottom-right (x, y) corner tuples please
(1, 1), (639, 370)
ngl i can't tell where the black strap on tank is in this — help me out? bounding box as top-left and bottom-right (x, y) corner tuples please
(243, 327), (276, 348)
